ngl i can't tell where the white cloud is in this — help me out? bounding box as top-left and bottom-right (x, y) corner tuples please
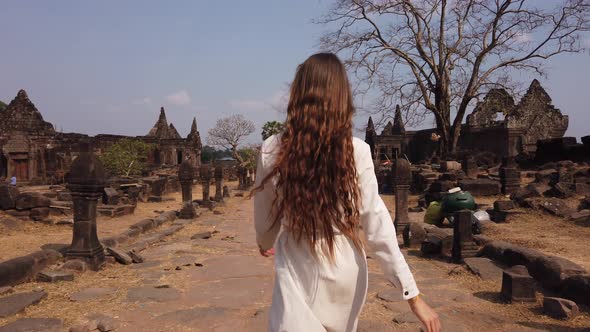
(229, 90), (289, 113)
(132, 97), (152, 105)
(515, 32), (534, 44)
(166, 90), (191, 106)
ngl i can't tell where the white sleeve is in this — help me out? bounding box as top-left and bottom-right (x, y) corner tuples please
(358, 143), (419, 300)
(253, 142), (281, 251)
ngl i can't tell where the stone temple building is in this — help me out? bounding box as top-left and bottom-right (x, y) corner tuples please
(365, 80), (569, 164)
(0, 89), (202, 183)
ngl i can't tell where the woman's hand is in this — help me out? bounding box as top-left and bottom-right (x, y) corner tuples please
(408, 296), (441, 332)
(259, 247), (275, 257)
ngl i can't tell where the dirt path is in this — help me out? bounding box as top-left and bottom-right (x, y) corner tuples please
(1, 192), (589, 331)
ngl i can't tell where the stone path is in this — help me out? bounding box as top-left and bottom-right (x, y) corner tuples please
(0, 194), (586, 331)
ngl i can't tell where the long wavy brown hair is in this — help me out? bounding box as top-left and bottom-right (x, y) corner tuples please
(253, 53), (362, 258)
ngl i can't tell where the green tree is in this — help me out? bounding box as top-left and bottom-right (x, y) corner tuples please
(100, 139), (154, 176)
(0, 101), (7, 112)
(238, 145), (261, 170)
(261, 121), (284, 140)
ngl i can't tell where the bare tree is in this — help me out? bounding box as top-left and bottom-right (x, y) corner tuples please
(207, 114), (256, 164)
(318, 0), (590, 155)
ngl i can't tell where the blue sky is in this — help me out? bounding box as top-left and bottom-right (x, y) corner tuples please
(1, 1), (589, 144)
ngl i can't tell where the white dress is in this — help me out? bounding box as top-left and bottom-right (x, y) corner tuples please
(254, 135), (419, 332)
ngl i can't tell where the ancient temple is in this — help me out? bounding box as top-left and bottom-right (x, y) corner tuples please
(366, 80), (569, 163)
(0, 90), (202, 183)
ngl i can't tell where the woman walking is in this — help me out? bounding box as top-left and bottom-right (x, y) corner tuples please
(253, 53), (440, 332)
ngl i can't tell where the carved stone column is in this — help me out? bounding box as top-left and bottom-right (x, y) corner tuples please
(178, 160), (197, 219)
(393, 158), (411, 233)
(200, 165), (211, 202)
(66, 146), (106, 271)
(214, 165), (224, 202)
(500, 157), (521, 195)
(452, 210), (478, 263)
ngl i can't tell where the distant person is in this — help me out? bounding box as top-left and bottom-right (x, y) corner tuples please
(10, 175), (16, 186)
(252, 53), (440, 332)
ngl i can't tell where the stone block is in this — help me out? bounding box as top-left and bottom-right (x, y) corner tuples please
(30, 207), (50, 221)
(15, 193), (50, 210)
(129, 219), (155, 232)
(0, 184), (19, 210)
(441, 161), (462, 172)
(0, 317), (63, 332)
(569, 210), (590, 223)
(4, 209), (30, 219)
(421, 235), (442, 256)
(57, 191), (72, 201)
(545, 182), (574, 199)
(464, 257), (503, 281)
(102, 187), (120, 205)
(511, 183), (550, 205)
(106, 248), (133, 265)
(574, 183), (590, 195)
(458, 179), (501, 196)
(528, 255), (587, 291)
(128, 250), (144, 264)
(538, 198), (573, 218)
(0, 291), (48, 318)
(402, 222), (427, 248)
(37, 270), (74, 282)
(543, 297), (579, 320)
(562, 274), (590, 306)
(501, 269), (536, 303)
(493, 200), (515, 212)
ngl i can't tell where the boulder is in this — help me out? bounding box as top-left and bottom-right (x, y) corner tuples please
(15, 193), (50, 210)
(543, 297), (579, 320)
(0, 184), (19, 210)
(458, 179), (501, 196)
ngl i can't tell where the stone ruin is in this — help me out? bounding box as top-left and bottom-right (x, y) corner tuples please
(0, 90), (203, 185)
(366, 80), (569, 168)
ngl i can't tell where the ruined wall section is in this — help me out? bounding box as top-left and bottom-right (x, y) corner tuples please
(506, 79), (568, 154)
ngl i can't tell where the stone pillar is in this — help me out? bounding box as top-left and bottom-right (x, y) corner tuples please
(452, 210), (478, 263)
(66, 146), (106, 271)
(393, 158), (411, 233)
(200, 165), (211, 202)
(214, 165), (224, 202)
(500, 157), (521, 195)
(178, 160), (197, 219)
(463, 157), (478, 179)
(223, 185), (230, 198)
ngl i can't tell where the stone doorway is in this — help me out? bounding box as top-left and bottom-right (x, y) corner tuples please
(13, 159), (28, 180)
(0, 154), (7, 178)
(177, 150), (183, 165)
